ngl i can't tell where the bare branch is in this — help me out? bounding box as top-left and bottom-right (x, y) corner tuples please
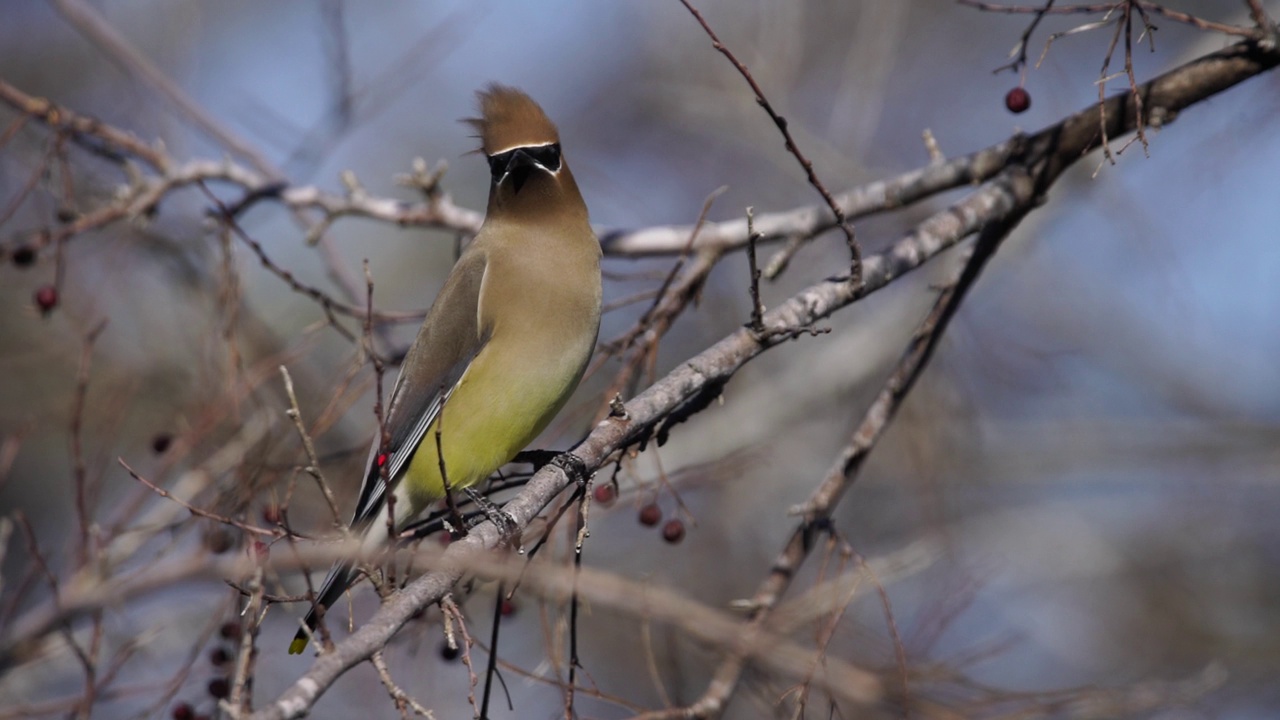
(279, 365), (343, 525)
(676, 0), (862, 284)
(69, 320), (107, 569)
(47, 0), (278, 176)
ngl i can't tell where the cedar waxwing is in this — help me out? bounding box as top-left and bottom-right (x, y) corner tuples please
(289, 85), (602, 655)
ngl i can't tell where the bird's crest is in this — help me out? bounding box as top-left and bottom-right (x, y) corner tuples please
(466, 84), (560, 156)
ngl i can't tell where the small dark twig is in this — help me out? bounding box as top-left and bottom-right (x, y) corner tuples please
(566, 493), (588, 719)
(678, 0), (861, 286)
(280, 365), (343, 525)
(985, 0), (1057, 74)
(440, 596), (480, 713)
(961, 1), (1267, 40)
(1096, 3), (1128, 166)
(370, 651), (435, 718)
(595, 188), (727, 423)
(1123, 1), (1152, 157)
(226, 564), (266, 716)
(745, 207), (766, 335)
(511, 476), (589, 569)
(70, 320), (107, 569)
(201, 185), (367, 342)
(0, 134), (54, 229)
(478, 581), (505, 720)
(118, 460), (281, 539)
(223, 181), (289, 218)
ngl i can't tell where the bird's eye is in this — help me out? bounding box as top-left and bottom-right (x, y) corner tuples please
(532, 144), (562, 172)
(487, 150), (513, 180)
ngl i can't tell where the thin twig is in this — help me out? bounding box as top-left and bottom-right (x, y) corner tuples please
(479, 582), (505, 720)
(203, 186), (378, 339)
(279, 365), (343, 525)
(677, 0), (861, 285)
(117, 459), (281, 539)
(226, 564), (267, 716)
(595, 188), (728, 422)
(744, 207), (765, 335)
(994, 0), (1058, 74)
(370, 651), (437, 719)
(43, 0), (390, 338)
(0, 134), (55, 228)
(47, 0), (276, 175)
(960, 0), (1267, 40)
(853, 550), (910, 718)
(440, 595), (480, 713)
(69, 320), (107, 569)
(782, 537), (861, 719)
(566, 495), (588, 718)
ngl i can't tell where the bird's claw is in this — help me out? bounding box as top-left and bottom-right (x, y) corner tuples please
(463, 488), (520, 546)
(549, 452), (588, 487)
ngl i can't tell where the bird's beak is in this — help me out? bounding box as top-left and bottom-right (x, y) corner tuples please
(504, 148), (537, 194)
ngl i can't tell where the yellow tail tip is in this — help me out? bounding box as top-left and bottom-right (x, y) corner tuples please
(288, 636), (309, 655)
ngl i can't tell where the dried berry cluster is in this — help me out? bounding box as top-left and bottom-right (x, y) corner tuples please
(169, 620), (241, 719)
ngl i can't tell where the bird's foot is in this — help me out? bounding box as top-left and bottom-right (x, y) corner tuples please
(464, 488), (520, 547)
(549, 452), (589, 488)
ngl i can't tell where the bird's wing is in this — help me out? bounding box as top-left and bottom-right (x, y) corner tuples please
(347, 248), (492, 531)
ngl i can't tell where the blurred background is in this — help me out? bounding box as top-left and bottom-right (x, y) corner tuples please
(1, 1), (1278, 718)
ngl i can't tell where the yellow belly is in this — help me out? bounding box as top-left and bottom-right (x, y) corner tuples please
(400, 341), (582, 512)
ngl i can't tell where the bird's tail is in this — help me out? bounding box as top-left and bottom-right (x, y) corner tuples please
(288, 562), (354, 655)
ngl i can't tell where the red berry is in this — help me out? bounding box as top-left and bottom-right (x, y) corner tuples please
(248, 540), (269, 560)
(638, 503), (662, 527)
(10, 246), (35, 267)
(500, 599), (517, 616)
(209, 646), (232, 666)
(151, 433), (173, 454)
(171, 703), (195, 720)
(661, 519), (686, 544)
(207, 677), (230, 699)
(219, 621), (241, 639)
(592, 483), (616, 506)
(34, 285), (58, 314)
(1005, 86), (1031, 114)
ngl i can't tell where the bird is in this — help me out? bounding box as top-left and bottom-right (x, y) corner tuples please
(289, 85), (602, 655)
